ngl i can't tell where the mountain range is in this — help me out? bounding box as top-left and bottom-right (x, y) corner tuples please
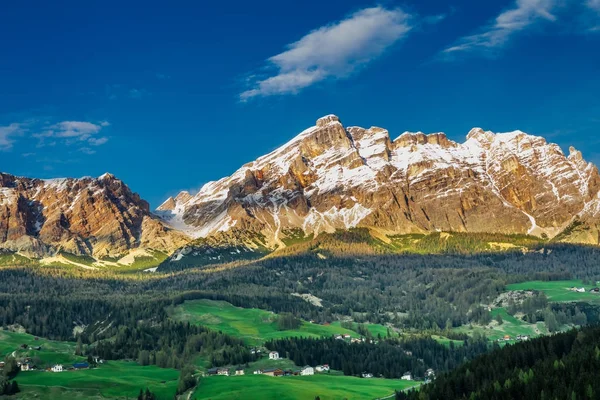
(2, 114), (600, 262)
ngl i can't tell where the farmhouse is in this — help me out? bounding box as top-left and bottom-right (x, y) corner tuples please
(401, 372), (413, 380)
(334, 334), (343, 340)
(19, 362), (33, 371)
(217, 368), (230, 376)
(235, 367), (245, 376)
(269, 351), (279, 360)
(301, 366), (314, 376)
(342, 334), (351, 339)
(315, 364), (330, 372)
(253, 369), (263, 375)
(590, 287), (600, 293)
(263, 368), (284, 377)
(362, 372), (373, 378)
(51, 364), (63, 373)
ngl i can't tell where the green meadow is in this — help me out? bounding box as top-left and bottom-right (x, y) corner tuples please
(193, 374), (419, 400)
(0, 329), (82, 367)
(329, 321), (396, 339)
(454, 308), (546, 343)
(507, 280), (600, 303)
(171, 299), (358, 345)
(15, 361), (179, 400)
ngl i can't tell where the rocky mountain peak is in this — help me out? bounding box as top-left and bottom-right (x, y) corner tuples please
(0, 172), (187, 257)
(316, 114), (340, 127)
(158, 116), (600, 249)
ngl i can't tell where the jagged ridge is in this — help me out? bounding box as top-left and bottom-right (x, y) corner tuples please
(158, 115), (600, 252)
(0, 172), (188, 257)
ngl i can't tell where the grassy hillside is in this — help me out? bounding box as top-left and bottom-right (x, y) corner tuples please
(193, 374), (419, 400)
(15, 361), (179, 400)
(0, 329), (81, 367)
(0, 329), (179, 399)
(170, 299), (358, 346)
(453, 308), (547, 343)
(507, 280), (600, 303)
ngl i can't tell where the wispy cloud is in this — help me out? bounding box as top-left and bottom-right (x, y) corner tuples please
(240, 6), (413, 100)
(587, 0), (600, 30)
(0, 123), (26, 150)
(442, 0), (558, 57)
(32, 120), (110, 149)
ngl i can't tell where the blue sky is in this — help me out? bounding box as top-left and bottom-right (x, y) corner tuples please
(1, 0), (599, 207)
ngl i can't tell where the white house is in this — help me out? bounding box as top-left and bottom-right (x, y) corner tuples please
(269, 351), (279, 360)
(401, 372), (413, 381)
(51, 364), (63, 373)
(19, 362), (32, 371)
(315, 365), (329, 372)
(235, 367), (245, 376)
(301, 366), (314, 376)
(362, 372), (373, 378)
(253, 369), (263, 375)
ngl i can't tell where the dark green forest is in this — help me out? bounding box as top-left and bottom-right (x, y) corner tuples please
(1, 241), (600, 398)
(398, 325), (600, 400)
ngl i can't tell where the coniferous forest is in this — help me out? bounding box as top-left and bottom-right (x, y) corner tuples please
(398, 325), (600, 400)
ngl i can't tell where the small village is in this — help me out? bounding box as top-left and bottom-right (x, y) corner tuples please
(204, 335), (430, 384)
(0, 340), (105, 375)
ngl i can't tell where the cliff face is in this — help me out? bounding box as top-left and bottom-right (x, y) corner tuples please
(0, 173), (188, 257)
(158, 115), (600, 249)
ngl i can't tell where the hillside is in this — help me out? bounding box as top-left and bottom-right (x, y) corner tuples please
(398, 325), (600, 400)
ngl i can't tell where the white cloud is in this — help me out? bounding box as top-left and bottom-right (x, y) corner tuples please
(442, 0), (558, 56)
(52, 121), (102, 139)
(587, 0), (600, 30)
(241, 6), (413, 100)
(0, 123), (25, 150)
(88, 137), (109, 146)
(79, 147), (96, 155)
(32, 120), (110, 148)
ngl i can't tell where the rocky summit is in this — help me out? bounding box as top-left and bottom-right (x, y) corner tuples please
(4, 114), (600, 260)
(0, 172), (187, 257)
(158, 114), (600, 250)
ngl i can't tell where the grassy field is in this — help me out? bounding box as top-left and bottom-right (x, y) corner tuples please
(193, 374), (419, 400)
(0, 329), (83, 367)
(15, 361), (179, 400)
(507, 280), (600, 303)
(454, 308), (546, 343)
(1, 329), (178, 399)
(329, 321), (396, 339)
(431, 335), (465, 347)
(171, 299), (358, 346)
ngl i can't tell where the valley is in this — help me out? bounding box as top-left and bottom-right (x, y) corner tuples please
(2, 244), (600, 398)
(2, 118), (600, 399)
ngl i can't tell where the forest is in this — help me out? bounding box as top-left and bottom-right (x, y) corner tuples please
(398, 325), (600, 400)
(1, 241), (600, 397)
(265, 335), (491, 379)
